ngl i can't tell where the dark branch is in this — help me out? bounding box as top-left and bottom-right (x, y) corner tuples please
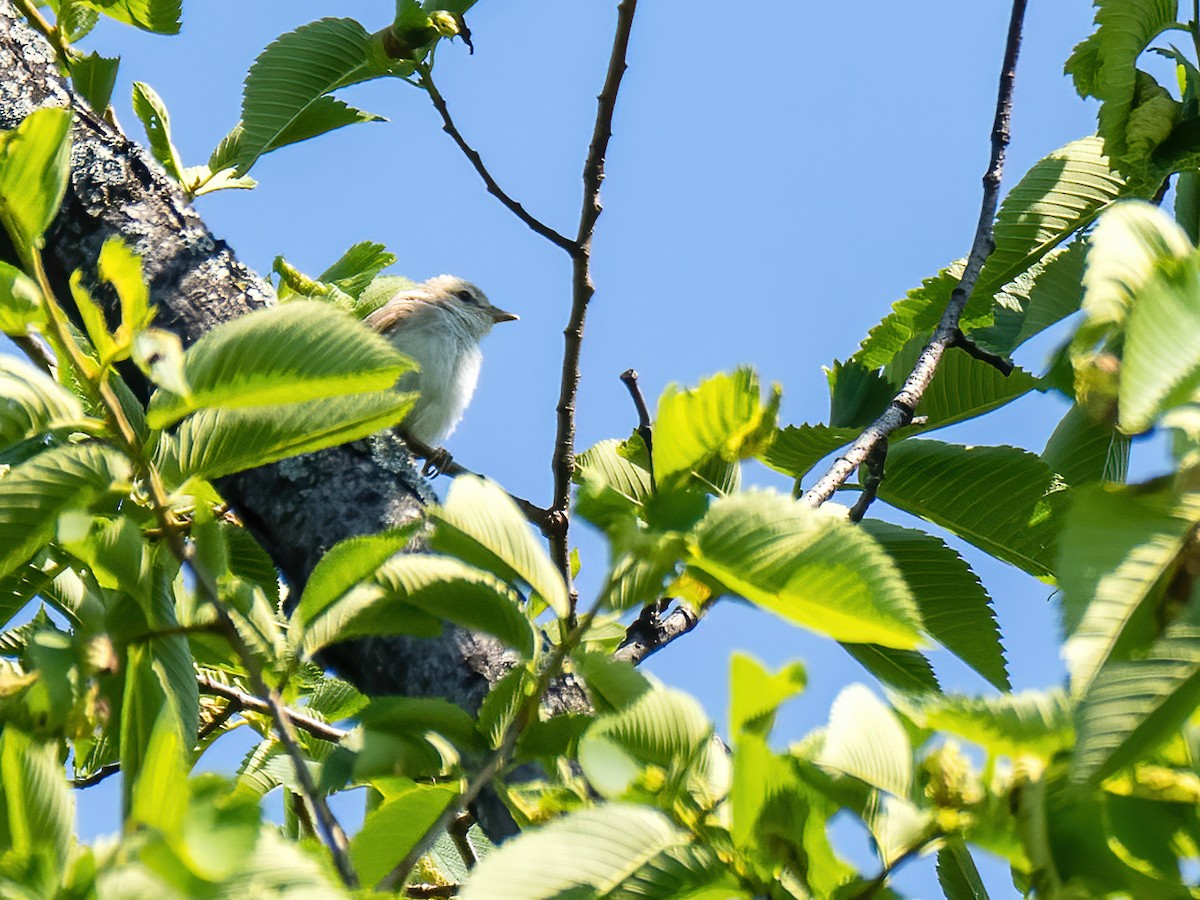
(70, 763), (120, 789)
(401, 432), (552, 531)
(197, 673), (349, 744)
(550, 0), (640, 613)
(419, 68), (575, 252)
(802, 0), (1028, 507)
(614, 602), (702, 665)
(848, 439), (888, 523)
(619, 368), (654, 479)
(948, 328), (1014, 375)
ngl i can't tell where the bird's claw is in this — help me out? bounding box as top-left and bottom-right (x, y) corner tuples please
(422, 448), (453, 477)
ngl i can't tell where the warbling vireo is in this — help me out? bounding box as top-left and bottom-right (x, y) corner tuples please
(365, 274), (517, 472)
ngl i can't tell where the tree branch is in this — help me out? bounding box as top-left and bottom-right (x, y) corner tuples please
(419, 67), (575, 252)
(549, 0), (640, 612)
(619, 368), (654, 478)
(614, 602), (703, 665)
(197, 673), (349, 744)
(801, 0), (1028, 508)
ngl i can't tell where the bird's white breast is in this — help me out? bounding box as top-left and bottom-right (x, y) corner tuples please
(387, 310), (483, 443)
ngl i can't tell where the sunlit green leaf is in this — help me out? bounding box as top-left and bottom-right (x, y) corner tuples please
(237, 18), (393, 175)
(132, 81), (185, 182)
(459, 804), (695, 900)
(0, 443), (129, 580)
(690, 491), (924, 649)
(146, 300), (415, 428)
(653, 368), (777, 486)
(349, 781), (457, 885)
(78, 0), (181, 33)
(70, 52), (119, 113)
(0, 107), (72, 260)
(817, 684), (911, 797)
(432, 475), (568, 620)
(163, 391), (416, 481)
(909, 690), (1074, 759)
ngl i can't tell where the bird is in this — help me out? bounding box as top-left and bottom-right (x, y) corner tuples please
(364, 274), (517, 474)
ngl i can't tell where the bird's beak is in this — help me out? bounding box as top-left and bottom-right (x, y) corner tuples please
(490, 307), (519, 323)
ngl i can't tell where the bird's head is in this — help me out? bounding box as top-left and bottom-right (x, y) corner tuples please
(425, 274), (518, 338)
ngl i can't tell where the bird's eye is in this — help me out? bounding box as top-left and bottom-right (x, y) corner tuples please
(454, 289), (477, 305)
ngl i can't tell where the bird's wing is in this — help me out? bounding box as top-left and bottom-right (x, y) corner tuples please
(364, 300), (421, 334)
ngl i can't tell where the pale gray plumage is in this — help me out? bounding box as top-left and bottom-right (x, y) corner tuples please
(364, 275), (517, 445)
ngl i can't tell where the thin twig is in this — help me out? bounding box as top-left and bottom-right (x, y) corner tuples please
(614, 602), (703, 665)
(848, 439), (887, 523)
(402, 433), (551, 531)
(70, 763), (120, 789)
(406, 886), (459, 899)
(802, 0), (1028, 508)
(419, 67), (575, 252)
(549, 0), (640, 614)
(619, 368), (654, 482)
(197, 673), (348, 744)
(196, 697), (242, 742)
(11, 0), (69, 61)
(948, 328), (1014, 375)
(449, 812), (478, 869)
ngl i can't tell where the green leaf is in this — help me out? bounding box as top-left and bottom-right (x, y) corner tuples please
(237, 18), (392, 175)
(840, 642), (941, 694)
(1066, 1), (1181, 165)
(826, 358), (895, 428)
(78, 0), (181, 33)
(0, 107), (72, 260)
(571, 651), (653, 713)
(0, 443), (129, 580)
(579, 686), (728, 806)
(1059, 485), (1199, 692)
(911, 690), (1074, 759)
(937, 838), (991, 900)
(1119, 248), (1200, 432)
(653, 368), (778, 486)
(54, 0), (100, 42)
(1073, 616), (1200, 782)
(877, 440), (1062, 580)
(574, 436), (654, 531)
(132, 328), (188, 396)
(729, 652), (805, 742)
(816, 684), (911, 797)
(146, 300), (416, 429)
(854, 265), (961, 371)
(1079, 200), (1192, 333)
(349, 781), (457, 885)
(99, 237), (152, 344)
(163, 391), (416, 481)
(459, 804), (695, 900)
(131, 81), (184, 182)
(0, 356), (91, 450)
(1042, 403), (1130, 486)
(0, 260), (44, 336)
(968, 136), (1131, 321)
(915, 348), (1039, 430)
(431, 475), (568, 620)
(689, 490), (924, 649)
(760, 423), (860, 482)
(0, 728), (73, 872)
(293, 527), (418, 633)
(302, 554), (534, 657)
(318, 241), (396, 300)
(129, 703), (188, 838)
(861, 520), (1008, 690)
(70, 52), (119, 113)
(973, 240), (1087, 356)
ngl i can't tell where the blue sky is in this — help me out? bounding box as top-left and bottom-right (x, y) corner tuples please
(5, 1), (1171, 894)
